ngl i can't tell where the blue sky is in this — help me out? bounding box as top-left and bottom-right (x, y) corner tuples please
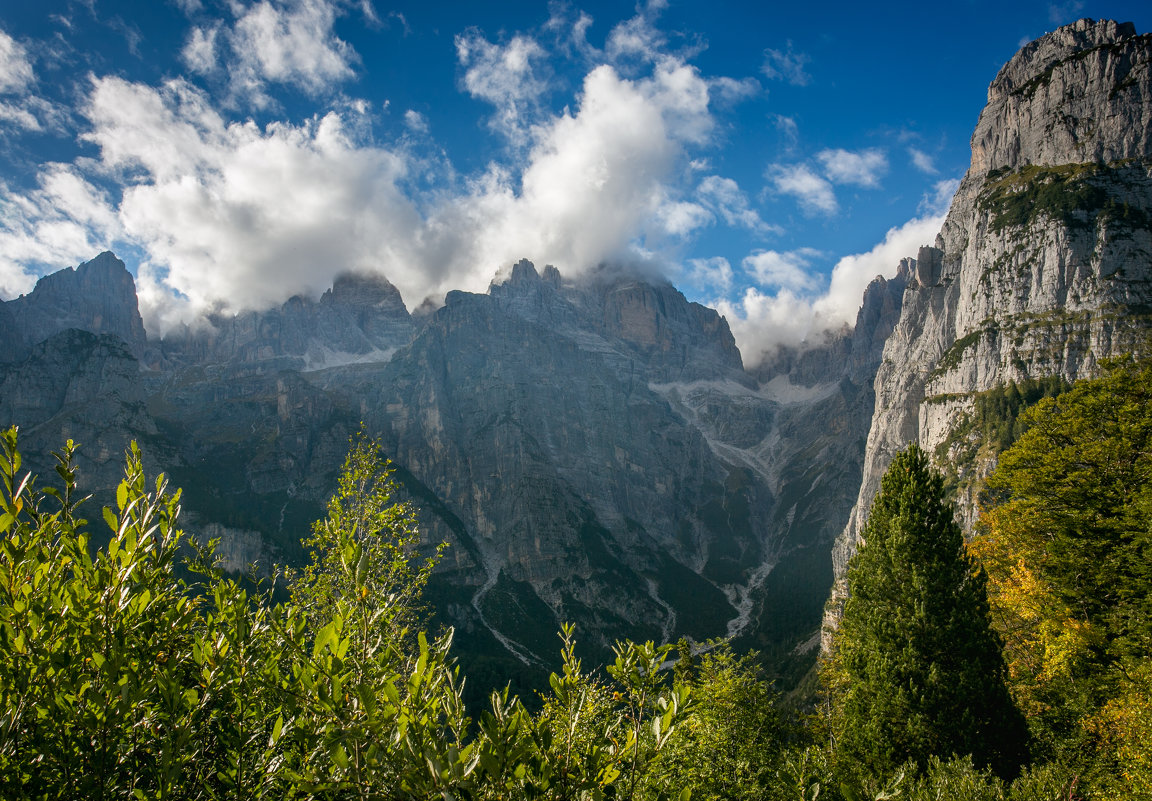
(1, 0), (1149, 361)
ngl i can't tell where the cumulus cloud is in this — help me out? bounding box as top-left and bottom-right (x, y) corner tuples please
(456, 30), (548, 144)
(0, 29), (34, 94)
(709, 76), (759, 105)
(685, 256), (732, 293)
(743, 248), (821, 291)
(403, 109), (429, 133)
(182, 23), (220, 74)
(697, 175), (777, 234)
(768, 163), (837, 215)
(761, 41), (810, 86)
(816, 147), (887, 187)
(196, 0), (359, 105)
(655, 200), (713, 236)
(18, 41), (717, 333)
(0, 165), (121, 297)
(923, 178), (960, 215)
(717, 211), (948, 365)
(908, 147), (937, 174)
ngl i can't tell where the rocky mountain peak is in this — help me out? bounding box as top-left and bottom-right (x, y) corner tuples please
(4, 251), (147, 360)
(323, 271), (408, 316)
(971, 18), (1152, 175)
(990, 18), (1136, 99)
(832, 20), (1152, 646)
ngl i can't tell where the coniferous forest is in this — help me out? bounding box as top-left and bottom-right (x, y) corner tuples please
(2, 357), (1150, 799)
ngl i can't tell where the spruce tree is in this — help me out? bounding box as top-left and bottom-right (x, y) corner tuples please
(830, 444), (1026, 782)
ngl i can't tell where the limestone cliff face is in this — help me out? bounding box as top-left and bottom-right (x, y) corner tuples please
(4, 252), (147, 360)
(835, 19), (1152, 625)
(0, 329), (158, 501)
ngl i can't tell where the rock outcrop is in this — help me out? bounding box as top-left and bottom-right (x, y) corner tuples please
(4, 252), (147, 359)
(832, 18), (1152, 646)
(158, 271), (415, 368)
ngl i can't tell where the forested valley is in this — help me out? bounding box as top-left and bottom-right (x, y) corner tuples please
(2, 356), (1150, 800)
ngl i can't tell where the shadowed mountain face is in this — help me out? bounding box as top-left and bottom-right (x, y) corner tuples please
(0, 252), (899, 692)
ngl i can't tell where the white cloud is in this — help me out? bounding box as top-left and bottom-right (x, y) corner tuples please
(773, 114), (799, 151)
(685, 256), (732, 292)
(457, 60), (714, 279)
(0, 101), (39, 131)
(761, 41), (810, 86)
(717, 211), (947, 365)
(403, 109), (429, 133)
(0, 165), (121, 297)
(812, 213), (944, 325)
(0, 34), (70, 135)
(604, 3), (667, 63)
(908, 147), (937, 175)
(709, 76), (759, 105)
(655, 200), (713, 236)
(214, 0), (359, 105)
(816, 148), (887, 187)
(182, 24), (220, 75)
(0, 29), (34, 94)
(456, 30), (547, 144)
(742, 248), (821, 291)
(697, 175), (777, 234)
(12, 44), (717, 332)
(923, 178), (960, 215)
(768, 163), (837, 215)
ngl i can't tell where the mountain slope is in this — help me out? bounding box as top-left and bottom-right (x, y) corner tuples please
(833, 18), (1152, 643)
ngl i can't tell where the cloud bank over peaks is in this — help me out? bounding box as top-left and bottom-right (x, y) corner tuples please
(26, 17), (730, 335)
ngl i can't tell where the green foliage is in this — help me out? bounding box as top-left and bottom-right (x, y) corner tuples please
(646, 642), (784, 800)
(0, 426), (699, 799)
(933, 376), (1070, 497)
(827, 445), (1027, 787)
(977, 162), (1148, 234)
(933, 328), (985, 377)
(973, 356), (1152, 796)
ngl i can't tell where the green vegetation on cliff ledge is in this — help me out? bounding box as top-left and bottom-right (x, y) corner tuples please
(931, 375), (1070, 498)
(978, 162), (1149, 233)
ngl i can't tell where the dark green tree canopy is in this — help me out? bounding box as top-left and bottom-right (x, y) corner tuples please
(831, 444), (1026, 782)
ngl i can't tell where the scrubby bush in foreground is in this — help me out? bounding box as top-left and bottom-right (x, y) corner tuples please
(0, 427), (694, 799)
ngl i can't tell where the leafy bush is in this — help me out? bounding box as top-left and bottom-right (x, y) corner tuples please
(0, 426), (696, 799)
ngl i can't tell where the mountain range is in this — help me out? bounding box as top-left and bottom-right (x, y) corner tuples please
(2, 17), (1150, 693)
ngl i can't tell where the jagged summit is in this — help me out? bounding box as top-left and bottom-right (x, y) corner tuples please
(971, 18), (1152, 174)
(322, 271), (409, 315)
(3, 251), (147, 361)
(833, 19), (1152, 637)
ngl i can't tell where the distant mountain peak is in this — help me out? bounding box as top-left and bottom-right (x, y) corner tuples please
(3, 251), (147, 360)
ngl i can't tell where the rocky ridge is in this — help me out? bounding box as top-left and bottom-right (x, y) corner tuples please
(0, 248), (900, 688)
(833, 18), (1152, 646)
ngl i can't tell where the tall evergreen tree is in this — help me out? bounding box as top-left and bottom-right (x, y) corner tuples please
(828, 444), (1026, 782)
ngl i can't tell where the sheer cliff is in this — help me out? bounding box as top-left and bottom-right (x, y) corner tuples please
(834, 18), (1152, 638)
